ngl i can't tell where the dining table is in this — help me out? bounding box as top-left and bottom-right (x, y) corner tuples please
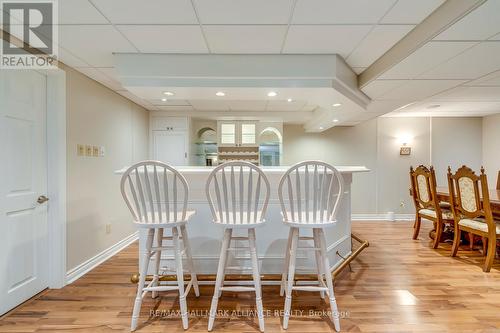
(436, 186), (500, 218)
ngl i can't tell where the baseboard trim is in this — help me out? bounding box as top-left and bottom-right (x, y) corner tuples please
(66, 231), (139, 285)
(352, 214), (414, 221)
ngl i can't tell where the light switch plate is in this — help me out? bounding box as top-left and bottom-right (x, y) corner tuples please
(85, 145), (93, 156)
(77, 144), (85, 156)
(99, 146), (105, 157)
(92, 146), (99, 157)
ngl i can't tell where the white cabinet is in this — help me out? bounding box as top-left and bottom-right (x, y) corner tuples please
(218, 121), (257, 147)
(150, 116), (189, 165)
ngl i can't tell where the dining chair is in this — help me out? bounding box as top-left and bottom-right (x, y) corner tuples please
(120, 161), (199, 331)
(496, 170), (500, 190)
(205, 161), (270, 332)
(447, 166), (500, 272)
(409, 165), (454, 248)
(278, 161), (343, 331)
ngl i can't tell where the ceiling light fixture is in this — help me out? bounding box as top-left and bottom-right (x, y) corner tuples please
(287, 98), (293, 102)
(215, 91), (225, 97)
(163, 91), (174, 96)
(332, 103), (342, 107)
(319, 126), (324, 130)
(161, 98), (167, 102)
(267, 91), (277, 97)
(333, 119), (339, 123)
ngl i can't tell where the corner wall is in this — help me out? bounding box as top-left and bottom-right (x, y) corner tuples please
(482, 113), (500, 183)
(64, 65), (149, 272)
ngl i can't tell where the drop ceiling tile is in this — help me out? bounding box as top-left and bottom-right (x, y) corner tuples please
(203, 25), (287, 53)
(379, 41), (476, 79)
(419, 42), (500, 80)
(292, 0), (396, 24)
(190, 100), (230, 111)
(91, 0), (198, 24)
(59, 25), (136, 67)
(227, 100), (268, 111)
(59, 0), (108, 24)
(378, 79), (466, 100)
(361, 80), (405, 99)
(434, 0), (500, 41)
(282, 25), (372, 56)
(193, 0), (294, 24)
(380, 0), (444, 24)
(117, 25), (208, 53)
(347, 25), (414, 67)
(464, 70), (500, 86)
(433, 86), (500, 101)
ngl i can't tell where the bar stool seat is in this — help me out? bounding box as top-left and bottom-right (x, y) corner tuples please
(278, 161), (344, 331)
(120, 161), (199, 331)
(205, 161), (270, 332)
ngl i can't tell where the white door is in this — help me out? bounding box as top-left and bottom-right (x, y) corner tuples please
(152, 130), (187, 165)
(0, 70), (49, 315)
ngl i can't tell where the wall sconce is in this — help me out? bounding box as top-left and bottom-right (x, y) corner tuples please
(397, 134), (413, 156)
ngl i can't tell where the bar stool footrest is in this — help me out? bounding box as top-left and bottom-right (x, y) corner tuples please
(220, 286), (256, 292)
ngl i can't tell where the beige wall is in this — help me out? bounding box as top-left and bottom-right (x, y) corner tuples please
(65, 65), (149, 271)
(483, 113), (500, 184)
(283, 116), (484, 216)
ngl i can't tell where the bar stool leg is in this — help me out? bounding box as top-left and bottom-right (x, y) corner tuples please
(319, 229), (340, 332)
(283, 227), (299, 329)
(180, 225), (200, 297)
(248, 228), (265, 332)
(151, 228), (164, 299)
(208, 228), (232, 331)
(173, 227), (189, 329)
(131, 229), (154, 331)
(313, 228), (325, 299)
(280, 228), (293, 297)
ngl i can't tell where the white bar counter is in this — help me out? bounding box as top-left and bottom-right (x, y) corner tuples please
(115, 165), (369, 277)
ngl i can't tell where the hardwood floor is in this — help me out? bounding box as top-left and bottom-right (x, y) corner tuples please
(1, 221), (500, 333)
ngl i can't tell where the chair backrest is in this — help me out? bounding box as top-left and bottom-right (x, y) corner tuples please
(205, 161), (270, 225)
(447, 166), (495, 226)
(497, 170), (500, 190)
(278, 161), (344, 224)
(120, 161), (189, 224)
(409, 165), (439, 211)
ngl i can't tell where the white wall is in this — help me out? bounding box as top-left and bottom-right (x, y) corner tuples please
(482, 113), (500, 185)
(65, 65), (149, 271)
(283, 116), (484, 216)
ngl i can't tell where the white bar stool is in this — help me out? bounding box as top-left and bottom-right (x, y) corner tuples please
(205, 161), (270, 332)
(278, 161), (344, 331)
(120, 161), (199, 331)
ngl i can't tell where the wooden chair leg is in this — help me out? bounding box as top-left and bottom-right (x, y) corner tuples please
(468, 232), (475, 251)
(172, 227), (188, 329)
(483, 235), (496, 272)
(451, 227), (461, 257)
(283, 227), (299, 330)
(248, 228), (265, 332)
(280, 228), (293, 297)
(131, 229), (154, 331)
(180, 225), (199, 297)
(313, 229), (325, 299)
(412, 214), (421, 240)
(151, 228), (163, 299)
(482, 237), (488, 256)
(433, 221), (442, 249)
(208, 229), (231, 331)
(319, 229), (340, 332)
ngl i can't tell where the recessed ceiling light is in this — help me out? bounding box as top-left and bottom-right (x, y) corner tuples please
(163, 91), (174, 96)
(267, 91), (277, 97)
(319, 126), (324, 130)
(215, 91), (225, 97)
(161, 98), (167, 102)
(333, 119), (339, 123)
(287, 98), (293, 102)
(332, 103), (342, 107)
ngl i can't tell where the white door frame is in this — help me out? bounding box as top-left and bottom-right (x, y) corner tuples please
(43, 68), (67, 288)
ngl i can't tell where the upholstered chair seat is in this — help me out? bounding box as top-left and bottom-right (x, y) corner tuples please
(419, 208), (454, 220)
(458, 217), (500, 234)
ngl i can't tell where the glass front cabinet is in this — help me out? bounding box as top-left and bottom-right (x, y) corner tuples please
(217, 121), (257, 147)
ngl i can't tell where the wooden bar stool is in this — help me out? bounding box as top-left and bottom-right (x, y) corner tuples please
(278, 161), (344, 331)
(205, 161), (270, 332)
(120, 161), (199, 331)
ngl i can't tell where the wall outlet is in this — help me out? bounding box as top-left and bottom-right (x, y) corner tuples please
(77, 144), (85, 156)
(400, 200), (406, 208)
(105, 224), (111, 234)
(85, 145), (93, 156)
(92, 146), (99, 157)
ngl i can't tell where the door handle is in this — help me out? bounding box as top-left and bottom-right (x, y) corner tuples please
(37, 195), (49, 204)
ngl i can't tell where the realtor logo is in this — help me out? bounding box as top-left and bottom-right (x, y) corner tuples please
(1, 0), (58, 69)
